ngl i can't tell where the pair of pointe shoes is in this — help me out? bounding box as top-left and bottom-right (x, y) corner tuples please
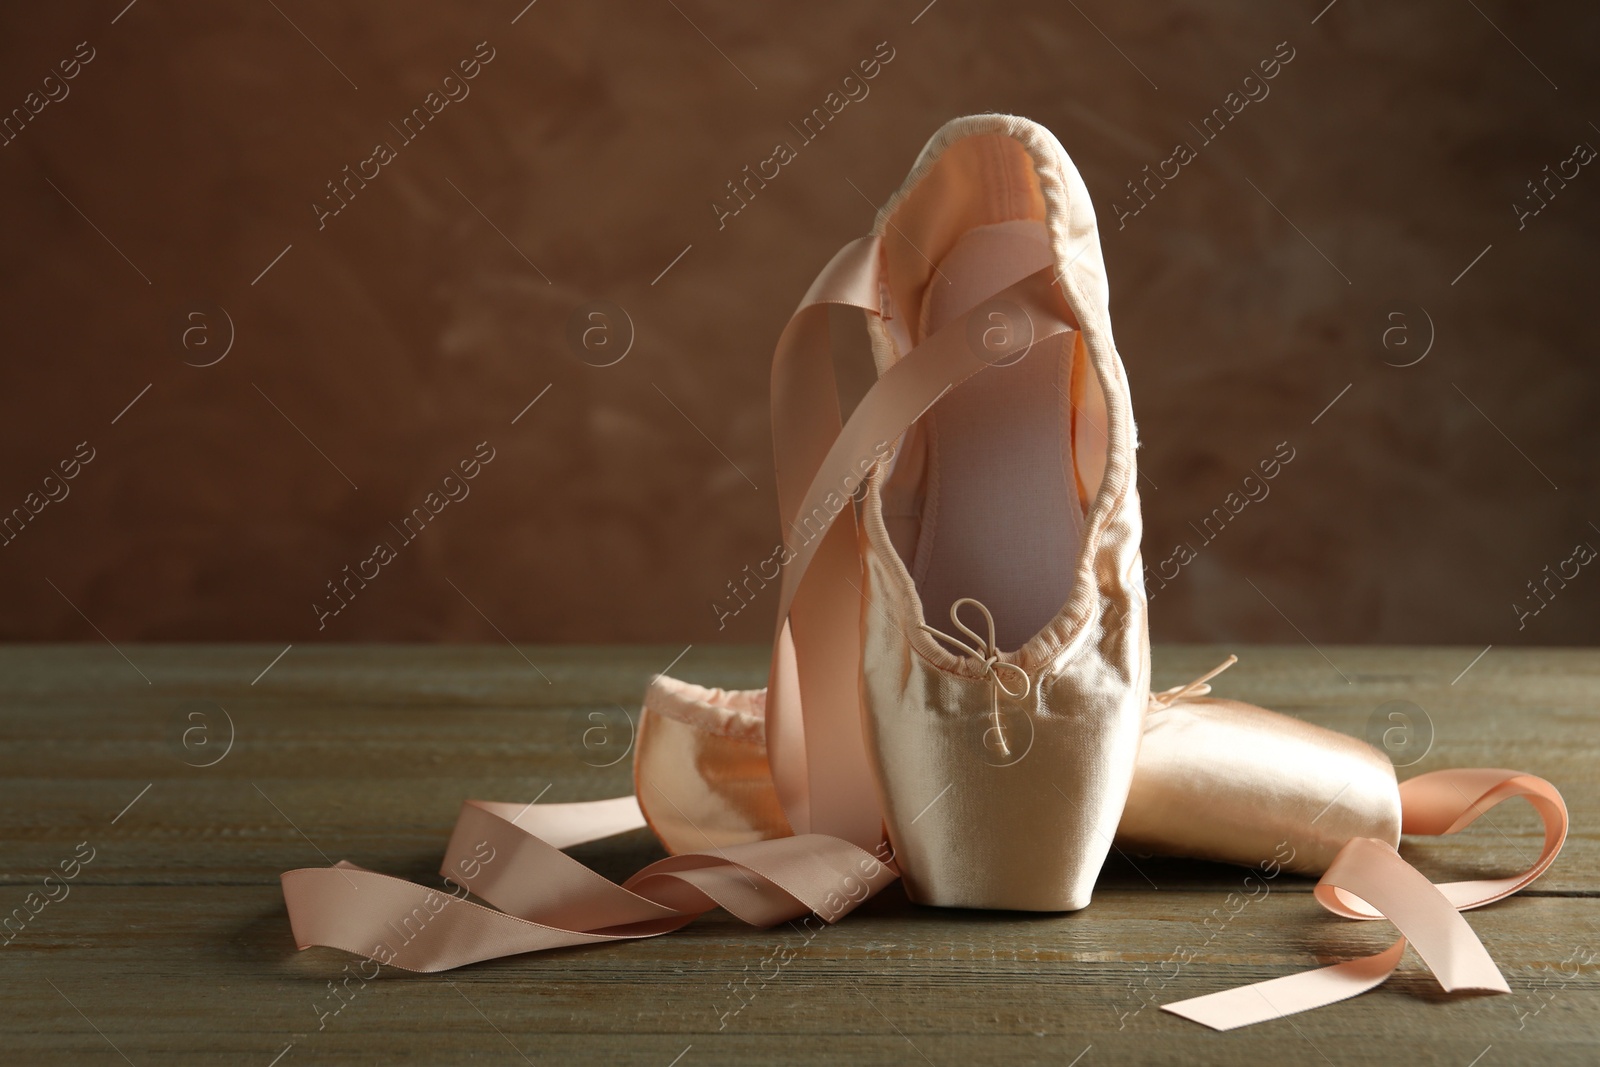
(628, 115), (1565, 1028)
(281, 115), (1564, 1031)
(639, 114), (1399, 908)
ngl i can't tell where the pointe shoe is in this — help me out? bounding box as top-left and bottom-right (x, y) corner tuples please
(853, 116), (1146, 910)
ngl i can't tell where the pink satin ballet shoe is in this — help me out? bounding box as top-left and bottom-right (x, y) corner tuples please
(850, 116), (1147, 911)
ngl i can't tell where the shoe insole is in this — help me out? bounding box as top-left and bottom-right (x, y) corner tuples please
(910, 220), (1083, 652)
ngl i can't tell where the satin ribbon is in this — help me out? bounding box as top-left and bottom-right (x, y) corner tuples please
(281, 797), (897, 973)
(1162, 767), (1568, 1030)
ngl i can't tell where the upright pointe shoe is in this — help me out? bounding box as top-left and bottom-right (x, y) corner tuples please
(852, 116), (1147, 910)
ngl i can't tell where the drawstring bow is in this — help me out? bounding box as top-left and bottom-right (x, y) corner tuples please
(919, 597), (1031, 758)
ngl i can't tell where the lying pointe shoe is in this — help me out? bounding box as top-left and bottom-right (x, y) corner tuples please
(1116, 655), (1403, 875)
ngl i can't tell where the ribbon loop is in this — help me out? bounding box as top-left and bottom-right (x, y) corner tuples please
(920, 597), (1033, 756)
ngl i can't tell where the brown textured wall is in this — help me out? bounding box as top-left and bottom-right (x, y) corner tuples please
(0, 1), (1595, 646)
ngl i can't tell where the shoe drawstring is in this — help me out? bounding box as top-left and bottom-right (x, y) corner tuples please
(921, 606), (1239, 745)
(1149, 654), (1238, 710)
(919, 597), (1031, 758)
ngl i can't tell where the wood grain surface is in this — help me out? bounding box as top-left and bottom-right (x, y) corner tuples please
(0, 644), (1595, 1065)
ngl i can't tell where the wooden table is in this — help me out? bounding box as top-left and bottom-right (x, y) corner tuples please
(1, 645), (1595, 1065)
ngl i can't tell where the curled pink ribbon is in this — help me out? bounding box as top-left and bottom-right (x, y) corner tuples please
(281, 797), (897, 973)
(1162, 768), (1568, 1029)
